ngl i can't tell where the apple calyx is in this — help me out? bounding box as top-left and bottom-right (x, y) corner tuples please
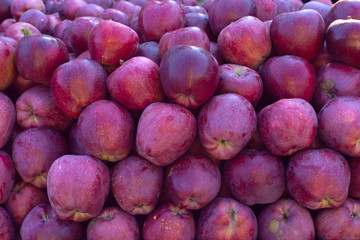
(104, 214), (113, 221)
(41, 214), (50, 222)
(320, 80), (336, 98)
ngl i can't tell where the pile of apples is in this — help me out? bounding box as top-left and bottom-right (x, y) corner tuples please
(1, 0), (360, 239)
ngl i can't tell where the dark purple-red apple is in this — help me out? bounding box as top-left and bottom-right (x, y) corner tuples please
(349, 158), (360, 200)
(87, 207), (140, 240)
(197, 197), (258, 240)
(198, 93), (257, 160)
(20, 204), (83, 240)
(50, 59), (108, 118)
(208, 0), (256, 36)
(312, 63), (360, 111)
(258, 98), (317, 156)
(0, 151), (15, 204)
(99, 8), (130, 26)
(68, 121), (88, 155)
(258, 198), (315, 240)
(299, 1), (331, 19)
(47, 14), (61, 36)
(216, 64), (263, 107)
(270, 9), (325, 62)
(0, 18), (16, 32)
(311, 42), (332, 71)
(77, 100), (134, 162)
(16, 85), (73, 131)
(47, 155), (110, 221)
(136, 41), (160, 65)
(60, 0), (86, 20)
(138, 0), (185, 41)
(13, 74), (36, 94)
(86, 0), (113, 8)
(0, 0), (13, 23)
(15, 34), (69, 86)
(218, 16), (271, 70)
(12, 127), (68, 188)
(315, 198), (360, 239)
(287, 148), (350, 210)
(136, 102), (196, 166)
(326, 18), (360, 68)
(112, 0), (140, 20)
(142, 202), (195, 240)
(0, 92), (15, 149)
(260, 55), (316, 102)
(324, 0), (360, 27)
(0, 207), (14, 240)
(224, 149), (285, 206)
(318, 96), (360, 157)
(209, 41), (224, 65)
(112, 156), (164, 215)
(275, 0), (295, 15)
(158, 27), (209, 59)
(54, 19), (72, 39)
(4, 22), (40, 41)
(254, 0), (277, 21)
(107, 56), (164, 112)
(166, 154), (221, 210)
(0, 39), (15, 91)
(66, 16), (101, 56)
(5, 181), (49, 228)
(18, 9), (50, 33)
(75, 3), (104, 17)
(88, 19), (139, 66)
(45, 0), (64, 14)
(159, 45), (219, 109)
(10, 0), (45, 21)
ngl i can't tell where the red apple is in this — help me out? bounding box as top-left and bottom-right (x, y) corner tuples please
(287, 148), (350, 210)
(0, 0), (12, 23)
(60, 0), (86, 20)
(159, 45), (219, 109)
(275, 0), (295, 15)
(136, 102), (196, 166)
(18, 9), (50, 33)
(112, 0), (140, 20)
(0, 151), (15, 204)
(0, 207), (15, 240)
(10, 0), (45, 21)
(299, 1), (331, 19)
(254, 0), (277, 21)
(349, 157), (360, 200)
(0, 18), (16, 32)
(45, 0), (64, 14)
(0, 39), (15, 91)
(13, 74), (37, 94)
(0, 92), (16, 149)
(47, 154), (110, 222)
(136, 41), (160, 65)
(258, 198), (315, 240)
(142, 202), (195, 240)
(198, 93), (257, 160)
(87, 207), (140, 240)
(77, 100), (134, 162)
(197, 197), (258, 240)
(99, 8), (130, 26)
(218, 16), (271, 70)
(4, 22), (40, 42)
(324, 0), (360, 27)
(75, 3), (104, 17)
(20, 204), (83, 240)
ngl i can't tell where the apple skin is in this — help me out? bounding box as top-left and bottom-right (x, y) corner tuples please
(16, 85), (73, 131)
(112, 0), (140, 20)
(66, 16), (102, 56)
(138, 0), (185, 42)
(20, 204), (83, 240)
(258, 98), (318, 156)
(5, 181), (49, 228)
(0, 207), (15, 240)
(260, 55), (316, 102)
(165, 154), (221, 210)
(99, 8), (130, 26)
(18, 9), (50, 34)
(77, 100), (134, 162)
(311, 43), (332, 71)
(47, 14), (61, 36)
(85, 0), (114, 8)
(209, 41), (224, 65)
(158, 26), (209, 59)
(208, 0), (256, 36)
(0, 92), (16, 149)
(275, 0), (295, 15)
(160, 45), (219, 109)
(197, 197), (258, 240)
(13, 74), (37, 94)
(318, 96), (360, 157)
(315, 198), (360, 239)
(54, 19), (72, 40)
(107, 56), (164, 112)
(75, 3), (104, 18)
(287, 148), (350, 210)
(349, 158), (360, 200)
(4, 22), (41, 42)
(45, 0), (64, 14)
(15, 34), (69, 86)
(326, 18), (360, 68)
(10, 0), (45, 21)
(324, 0), (360, 27)
(218, 16), (271, 70)
(198, 93), (257, 160)
(87, 207), (140, 240)
(112, 156), (164, 215)
(0, 39), (15, 91)
(258, 198), (315, 240)
(270, 9), (325, 62)
(142, 202), (196, 240)
(136, 41), (160, 65)
(0, 18), (16, 32)
(68, 121), (88, 155)
(224, 149), (285, 206)
(0, 151), (15, 205)
(47, 154), (110, 222)
(299, 1), (331, 19)
(60, 0), (86, 20)
(254, 0), (277, 21)
(136, 102), (196, 166)
(216, 64), (263, 107)
(12, 127), (68, 189)
(88, 19), (139, 66)
(0, 0), (12, 23)
(50, 58), (108, 119)
(312, 63), (360, 111)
